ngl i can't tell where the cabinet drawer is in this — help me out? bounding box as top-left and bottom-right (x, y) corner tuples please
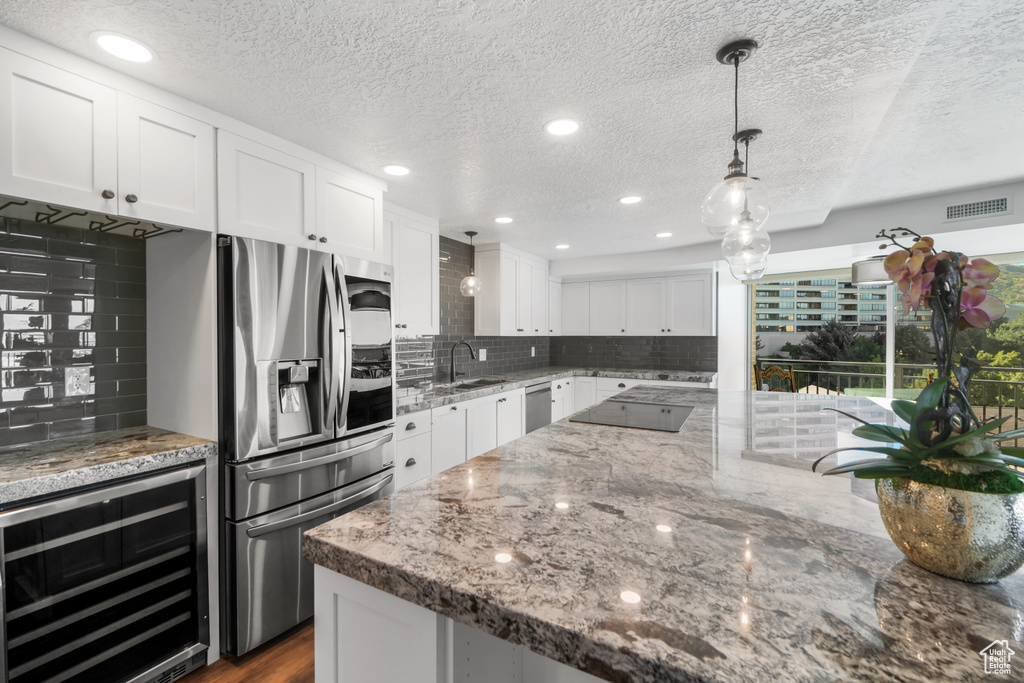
(431, 402), (466, 419)
(596, 377), (642, 394)
(397, 411), (431, 441)
(396, 432), (432, 490)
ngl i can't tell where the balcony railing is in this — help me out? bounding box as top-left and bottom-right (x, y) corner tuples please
(754, 357), (1023, 445)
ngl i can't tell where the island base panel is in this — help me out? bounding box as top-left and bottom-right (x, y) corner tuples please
(314, 566), (602, 683)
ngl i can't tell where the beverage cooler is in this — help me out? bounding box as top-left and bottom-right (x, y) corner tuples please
(0, 466), (209, 683)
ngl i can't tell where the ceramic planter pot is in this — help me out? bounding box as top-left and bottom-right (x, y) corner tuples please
(876, 478), (1024, 583)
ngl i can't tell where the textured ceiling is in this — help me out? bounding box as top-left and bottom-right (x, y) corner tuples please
(0, 0), (1020, 261)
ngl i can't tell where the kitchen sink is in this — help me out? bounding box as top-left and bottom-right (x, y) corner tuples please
(455, 378), (508, 389)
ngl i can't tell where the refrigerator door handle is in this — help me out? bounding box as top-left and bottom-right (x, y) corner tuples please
(335, 261), (353, 434)
(243, 433), (393, 481)
(244, 474), (392, 539)
(321, 260), (340, 434)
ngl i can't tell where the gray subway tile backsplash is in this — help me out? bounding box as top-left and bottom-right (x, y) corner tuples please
(0, 217), (147, 445)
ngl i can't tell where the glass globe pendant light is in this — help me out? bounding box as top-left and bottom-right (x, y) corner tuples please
(701, 39), (770, 237)
(459, 231), (482, 297)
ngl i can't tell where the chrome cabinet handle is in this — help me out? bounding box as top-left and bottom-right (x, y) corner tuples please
(319, 236), (327, 243)
(308, 234), (317, 241)
(618, 383), (626, 388)
(405, 458), (417, 467)
(402, 324), (408, 328)
(101, 189), (115, 199)
(245, 433), (393, 481)
(245, 474), (393, 538)
(621, 329), (625, 332)
(405, 422), (417, 430)
(125, 193), (138, 203)
(450, 406), (457, 411)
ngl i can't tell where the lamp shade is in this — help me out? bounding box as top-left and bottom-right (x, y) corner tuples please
(721, 226), (771, 264)
(851, 256), (891, 285)
(701, 175), (770, 236)
(729, 258), (768, 280)
(460, 273), (481, 297)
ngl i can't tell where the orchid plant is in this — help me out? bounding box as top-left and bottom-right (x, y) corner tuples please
(813, 229), (1024, 495)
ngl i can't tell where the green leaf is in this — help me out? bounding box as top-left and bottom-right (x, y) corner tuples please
(993, 429), (1024, 442)
(915, 376), (949, 411)
(819, 459), (912, 477)
(811, 445), (914, 472)
(852, 424), (910, 445)
(889, 400), (919, 425)
(997, 452), (1024, 469)
(916, 418), (1011, 457)
(824, 408), (877, 428)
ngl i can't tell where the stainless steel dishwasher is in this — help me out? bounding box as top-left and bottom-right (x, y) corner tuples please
(525, 380), (552, 433)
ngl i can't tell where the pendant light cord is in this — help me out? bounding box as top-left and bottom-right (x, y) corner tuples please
(733, 55), (740, 160)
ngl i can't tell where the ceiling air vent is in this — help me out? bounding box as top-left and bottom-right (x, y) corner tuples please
(945, 197), (1010, 222)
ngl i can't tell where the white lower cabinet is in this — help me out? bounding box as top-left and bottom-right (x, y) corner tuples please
(431, 403), (468, 476)
(596, 377), (640, 402)
(550, 378), (574, 421)
(467, 395), (498, 459)
(495, 390), (525, 447)
(396, 410), (433, 490)
(573, 377), (597, 411)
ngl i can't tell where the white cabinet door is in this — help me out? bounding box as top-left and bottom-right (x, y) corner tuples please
(574, 377), (597, 411)
(554, 378), (574, 416)
(496, 390), (524, 446)
(117, 94), (215, 231)
(0, 48), (117, 213)
(315, 167), (384, 260)
(561, 283), (590, 336)
(474, 249), (502, 336)
(667, 273), (716, 336)
(529, 262), (547, 335)
(548, 280), (561, 336)
(500, 252), (520, 335)
(551, 389), (566, 422)
(431, 404), (468, 475)
(217, 130), (316, 247)
(392, 212), (440, 336)
(467, 396), (498, 458)
(515, 256), (533, 336)
(626, 278), (667, 335)
(588, 281), (628, 336)
(396, 432), (432, 490)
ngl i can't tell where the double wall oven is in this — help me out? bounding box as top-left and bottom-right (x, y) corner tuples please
(217, 237), (395, 655)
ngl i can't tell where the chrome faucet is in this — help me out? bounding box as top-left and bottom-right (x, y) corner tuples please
(449, 340), (477, 382)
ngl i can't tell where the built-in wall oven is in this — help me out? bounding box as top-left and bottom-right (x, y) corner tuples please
(342, 257), (395, 434)
(217, 238), (395, 656)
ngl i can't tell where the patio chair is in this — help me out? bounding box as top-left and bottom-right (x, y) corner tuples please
(754, 364), (797, 392)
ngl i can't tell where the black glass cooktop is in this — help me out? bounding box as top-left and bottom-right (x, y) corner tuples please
(569, 400), (695, 432)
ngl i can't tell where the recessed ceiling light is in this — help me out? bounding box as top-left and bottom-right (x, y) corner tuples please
(619, 196), (642, 204)
(555, 244), (570, 250)
(544, 119), (579, 136)
(93, 32), (153, 63)
(495, 217), (513, 224)
(656, 232), (673, 238)
(382, 165), (410, 176)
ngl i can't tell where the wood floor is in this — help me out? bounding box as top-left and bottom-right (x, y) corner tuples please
(183, 621), (314, 683)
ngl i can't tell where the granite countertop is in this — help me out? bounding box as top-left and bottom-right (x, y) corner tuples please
(306, 387), (1022, 682)
(396, 366), (718, 415)
(0, 426), (216, 508)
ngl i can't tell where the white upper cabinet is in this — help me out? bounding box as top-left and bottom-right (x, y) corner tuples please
(626, 278), (667, 335)
(667, 273), (716, 336)
(588, 280), (628, 336)
(217, 130), (316, 247)
(560, 282), (590, 336)
(529, 262), (547, 335)
(390, 206), (439, 336)
(117, 94), (215, 231)
(315, 166), (384, 260)
(474, 244), (549, 337)
(0, 48), (118, 214)
(547, 279), (561, 336)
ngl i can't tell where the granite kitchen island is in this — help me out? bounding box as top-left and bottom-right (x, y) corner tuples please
(304, 387), (1024, 682)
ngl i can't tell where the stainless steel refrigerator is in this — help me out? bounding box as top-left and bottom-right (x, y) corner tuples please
(217, 236), (395, 655)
